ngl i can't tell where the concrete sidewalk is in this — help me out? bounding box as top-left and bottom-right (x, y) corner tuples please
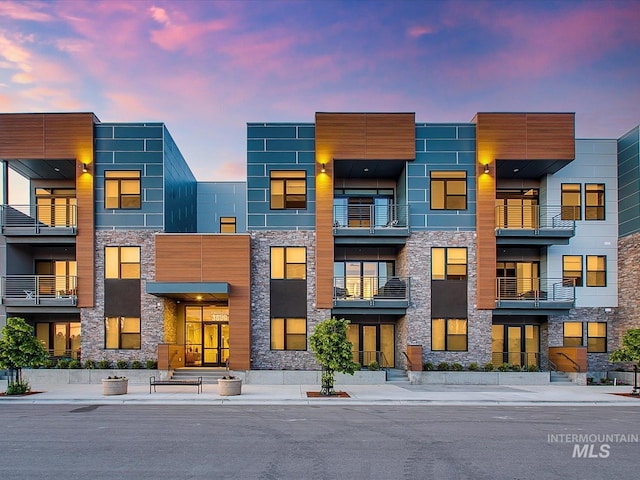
(2, 382), (640, 406)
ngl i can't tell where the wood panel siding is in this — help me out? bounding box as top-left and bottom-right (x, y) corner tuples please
(315, 113), (415, 308)
(474, 113), (575, 309)
(155, 234), (252, 370)
(0, 113), (96, 307)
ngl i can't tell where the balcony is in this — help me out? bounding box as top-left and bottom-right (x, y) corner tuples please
(495, 205), (574, 245)
(333, 276), (410, 312)
(333, 204), (409, 244)
(495, 277), (574, 314)
(1, 275), (78, 307)
(1, 204), (77, 236)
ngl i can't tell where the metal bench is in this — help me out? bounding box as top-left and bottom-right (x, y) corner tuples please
(149, 375), (203, 394)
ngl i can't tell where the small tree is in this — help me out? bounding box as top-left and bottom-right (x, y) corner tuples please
(0, 317), (48, 393)
(610, 328), (640, 366)
(309, 317), (359, 395)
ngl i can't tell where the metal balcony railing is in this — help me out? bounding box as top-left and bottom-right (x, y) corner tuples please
(334, 276), (410, 303)
(496, 277), (575, 304)
(1, 204), (77, 233)
(1, 275), (78, 305)
(495, 205), (574, 231)
(333, 204), (409, 232)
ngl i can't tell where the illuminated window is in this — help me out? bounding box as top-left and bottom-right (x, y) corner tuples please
(220, 217), (236, 233)
(563, 322), (583, 347)
(431, 247), (467, 280)
(430, 171), (467, 210)
(586, 255), (606, 287)
(105, 317), (141, 349)
(562, 255), (582, 287)
(561, 184), (581, 220)
(271, 247), (306, 280)
(585, 184), (605, 220)
(105, 171), (141, 209)
(270, 318), (307, 350)
(432, 318), (467, 351)
(587, 322), (607, 353)
(105, 246), (140, 279)
(270, 171), (306, 209)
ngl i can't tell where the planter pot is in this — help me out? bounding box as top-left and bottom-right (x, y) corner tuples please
(218, 377), (242, 396)
(102, 378), (128, 395)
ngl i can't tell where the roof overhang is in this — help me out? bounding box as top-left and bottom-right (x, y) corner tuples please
(146, 282), (230, 302)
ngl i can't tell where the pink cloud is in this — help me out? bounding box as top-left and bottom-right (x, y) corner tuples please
(0, 33), (33, 72)
(407, 25), (436, 38)
(0, 1), (54, 22)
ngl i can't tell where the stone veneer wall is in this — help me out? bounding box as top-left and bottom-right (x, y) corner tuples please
(163, 298), (177, 344)
(250, 230), (329, 370)
(80, 230), (164, 364)
(401, 231), (492, 368)
(548, 307), (619, 371)
(616, 233), (640, 361)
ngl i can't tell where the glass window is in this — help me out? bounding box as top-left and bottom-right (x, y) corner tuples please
(561, 184), (581, 220)
(563, 255), (582, 287)
(430, 171), (467, 210)
(220, 217), (236, 233)
(105, 246), (141, 279)
(105, 171), (141, 209)
(270, 318), (306, 350)
(105, 317), (141, 349)
(270, 171), (306, 209)
(432, 318), (467, 351)
(432, 247), (467, 280)
(563, 322), (583, 347)
(271, 247), (306, 280)
(586, 255), (606, 287)
(587, 322), (607, 353)
(585, 184), (605, 220)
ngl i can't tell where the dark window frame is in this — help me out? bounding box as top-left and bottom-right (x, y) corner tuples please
(561, 183), (581, 221)
(563, 321), (583, 347)
(270, 171), (307, 210)
(105, 170), (142, 210)
(104, 316), (141, 350)
(270, 317), (307, 351)
(430, 171), (467, 210)
(270, 246), (306, 280)
(585, 184), (605, 221)
(587, 322), (607, 353)
(105, 246), (141, 280)
(431, 247), (467, 280)
(220, 216), (236, 233)
(431, 318), (468, 351)
(586, 255), (607, 287)
(562, 255), (583, 287)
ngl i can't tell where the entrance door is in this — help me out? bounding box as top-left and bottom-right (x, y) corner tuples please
(492, 324), (540, 367)
(347, 323), (395, 368)
(203, 323), (229, 367)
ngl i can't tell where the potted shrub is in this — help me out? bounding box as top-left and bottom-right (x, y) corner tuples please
(102, 376), (128, 395)
(218, 373), (242, 396)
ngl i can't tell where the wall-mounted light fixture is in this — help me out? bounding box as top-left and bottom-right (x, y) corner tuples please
(484, 163), (490, 174)
(321, 163), (326, 173)
(82, 163), (88, 173)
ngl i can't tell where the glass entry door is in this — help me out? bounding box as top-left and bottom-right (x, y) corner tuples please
(492, 324), (539, 367)
(185, 305), (229, 367)
(347, 323), (394, 368)
(203, 323), (229, 366)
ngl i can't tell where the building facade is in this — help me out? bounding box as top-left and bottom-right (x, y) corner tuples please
(0, 112), (638, 375)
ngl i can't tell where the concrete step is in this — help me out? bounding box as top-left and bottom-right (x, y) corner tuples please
(172, 368), (228, 384)
(386, 368), (409, 382)
(550, 371), (573, 383)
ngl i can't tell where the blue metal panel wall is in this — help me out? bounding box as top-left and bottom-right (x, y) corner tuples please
(197, 182), (247, 233)
(410, 123), (476, 230)
(95, 123), (166, 230)
(247, 123), (315, 230)
(163, 126), (197, 233)
(618, 125), (640, 237)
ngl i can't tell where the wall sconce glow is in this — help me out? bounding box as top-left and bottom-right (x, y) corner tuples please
(196, 295), (202, 301)
(321, 163), (326, 173)
(82, 163), (88, 173)
(484, 164), (490, 174)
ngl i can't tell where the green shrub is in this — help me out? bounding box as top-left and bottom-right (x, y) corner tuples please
(509, 364), (521, 372)
(436, 362), (450, 371)
(145, 360), (158, 369)
(83, 359), (95, 369)
(131, 360), (143, 369)
(497, 363), (510, 372)
(422, 361), (434, 371)
(97, 360), (111, 369)
(6, 379), (30, 395)
(116, 360), (128, 369)
(367, 361), (380, 371)
(68, 360), (81, 369)
(468, 362), (480, 371)
(56, 358), (71, 369)
(483, 362), (495, 372)
(525, 364), (540, 372)
(451, 362), (464, 371)
(43, 358), (56, 369)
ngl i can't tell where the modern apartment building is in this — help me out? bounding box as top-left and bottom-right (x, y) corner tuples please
(1, 112), (638, 374)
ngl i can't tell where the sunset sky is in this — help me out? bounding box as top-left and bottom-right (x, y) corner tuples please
(0, 0), (639, 181)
